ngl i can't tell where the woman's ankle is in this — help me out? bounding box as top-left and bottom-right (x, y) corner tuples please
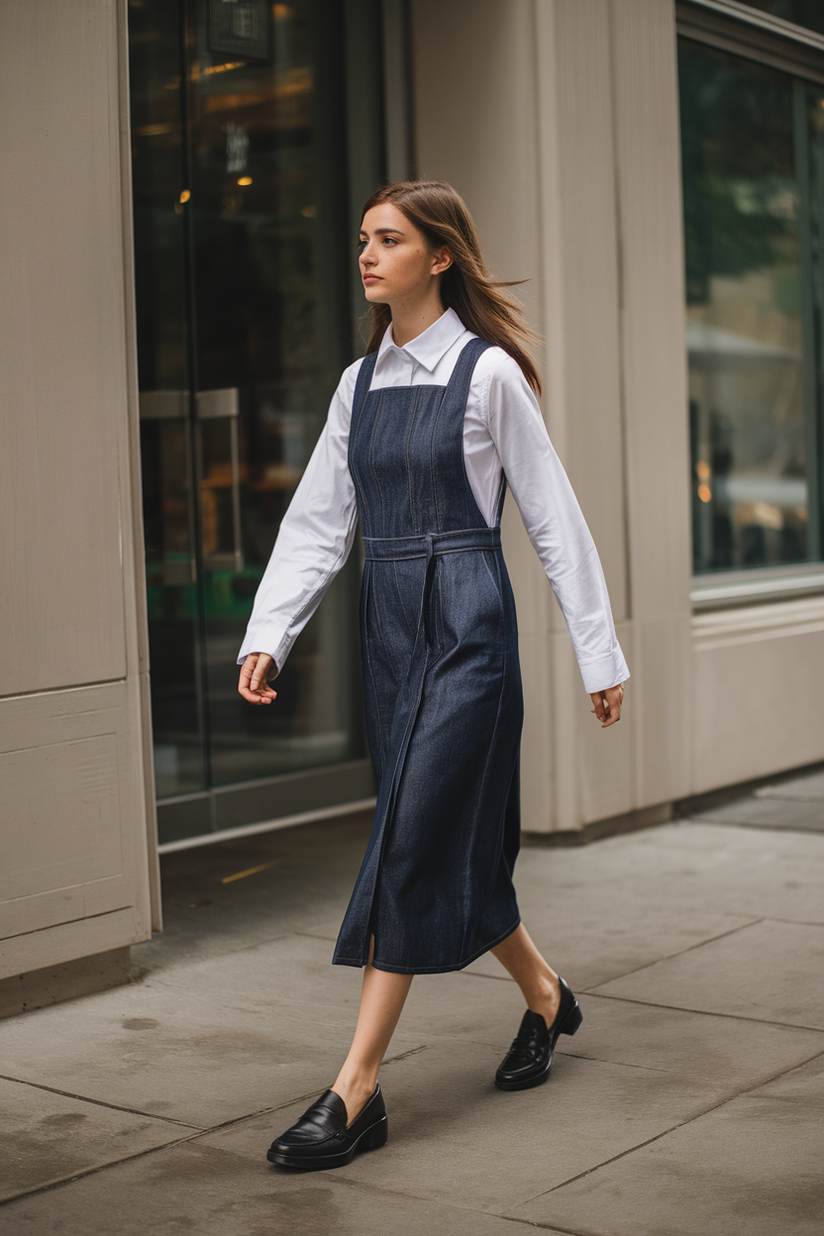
(525, 971), (561, 1024)
(331, 1071), (379, 1126)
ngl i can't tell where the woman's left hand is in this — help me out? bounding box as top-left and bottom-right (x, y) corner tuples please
(590, 683), (624, 728)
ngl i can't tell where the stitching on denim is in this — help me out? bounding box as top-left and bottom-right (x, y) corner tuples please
(392, 559), (416, 639)
(459, 546), (514, 959)
(368, 388), (388, 537)
(361, 565), (389, 773)
(405, 385), (420, 534)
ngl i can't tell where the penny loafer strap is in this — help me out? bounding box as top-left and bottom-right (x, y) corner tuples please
(288, 1090), (347, 1140)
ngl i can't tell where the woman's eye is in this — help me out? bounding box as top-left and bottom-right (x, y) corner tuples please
(382, 237), (397, 246)
(357, 240), (367, 252)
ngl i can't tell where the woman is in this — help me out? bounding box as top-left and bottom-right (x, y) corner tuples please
(238, 180), (628, 1171)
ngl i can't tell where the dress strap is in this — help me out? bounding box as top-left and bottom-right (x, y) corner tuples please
(442, 336), (493, 407)
(351, 350), (379, 426)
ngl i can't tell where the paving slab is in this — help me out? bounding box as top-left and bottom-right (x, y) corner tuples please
(471, 829), (763, 988)
(0, 1076), (188, 1203)
(521, 820), (824, 933)
(593, 918), (824, 1029)
(5, 803), (824, 1233)
(516, 822), (824, 947)
(509, 1051), (824, 1235)
(145, 930), (523, 1052)
(0, 1136), (550, 1236)
(0, 944), (425, 1127)
(691, 796), (824, 833)
(132, 813), (373, 977)
(644, 818), (824, 858)
(755, 768), (824, 800)
(750, 1045), (824, 1104)
(199, 1026), (791, 1216)
(465, 900), (757, 991)
(555, 992), (824, 1085)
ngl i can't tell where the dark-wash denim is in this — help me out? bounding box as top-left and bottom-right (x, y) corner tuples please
(333, 339), (524, 974)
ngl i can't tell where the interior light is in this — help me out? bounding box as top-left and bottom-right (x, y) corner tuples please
(202, 61), (245, 77)
(695, 459), (710, 481)
(179, 189), (191, 204)
(697, 484), (711, 504)
(237, 176), (253, 186)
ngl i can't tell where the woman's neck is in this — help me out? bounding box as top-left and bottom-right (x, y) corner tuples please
(389, 292), (446, 349)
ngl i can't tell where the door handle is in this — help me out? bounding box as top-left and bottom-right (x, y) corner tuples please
(195, 388), (244, 573)
(138, 390), (197, 586)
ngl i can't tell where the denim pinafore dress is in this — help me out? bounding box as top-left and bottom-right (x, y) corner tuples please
(332, 338), (524, 974)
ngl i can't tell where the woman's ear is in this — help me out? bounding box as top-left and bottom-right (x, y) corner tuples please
(431, 247), (453, 276)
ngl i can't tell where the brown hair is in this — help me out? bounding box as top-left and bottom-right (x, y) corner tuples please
(361, 180), (541, 395)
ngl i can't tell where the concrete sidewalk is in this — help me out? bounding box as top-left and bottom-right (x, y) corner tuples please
(1, 771), (823, 1234)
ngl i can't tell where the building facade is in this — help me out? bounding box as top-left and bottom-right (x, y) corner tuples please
(2, 0), (824, 1012)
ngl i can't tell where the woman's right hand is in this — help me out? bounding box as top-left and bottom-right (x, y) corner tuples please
(238, 652), (278, 704)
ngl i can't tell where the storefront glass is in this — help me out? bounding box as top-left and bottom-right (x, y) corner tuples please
(129, 0), (383, 824)
(679, 38), (824, 573)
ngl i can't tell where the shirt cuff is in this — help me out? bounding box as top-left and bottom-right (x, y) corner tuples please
(578, 650), (630, 696)
(237, 627), (293, 677)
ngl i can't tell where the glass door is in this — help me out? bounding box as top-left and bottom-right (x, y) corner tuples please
(129, 0), (385, 839)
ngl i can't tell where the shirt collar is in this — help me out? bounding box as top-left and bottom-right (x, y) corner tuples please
(376, 306), (467, 373)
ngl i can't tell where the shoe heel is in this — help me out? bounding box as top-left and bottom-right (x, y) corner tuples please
(560, 1001), (583, 1037)
(360, 1116), (388, 1152)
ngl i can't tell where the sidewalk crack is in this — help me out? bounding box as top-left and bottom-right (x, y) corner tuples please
(0, 1075), (204, 1130)
(580, 917), (763, 993)
(582, 992), (824, 1033)
(512, 1044), (824, 1208)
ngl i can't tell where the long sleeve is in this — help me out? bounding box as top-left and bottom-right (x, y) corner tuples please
(236, 362), (361, 674)
(484, 353), (629, 694)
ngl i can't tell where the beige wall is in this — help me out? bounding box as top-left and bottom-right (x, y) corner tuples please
(0, 0), (157, 985)
(411, 0), (824, 830)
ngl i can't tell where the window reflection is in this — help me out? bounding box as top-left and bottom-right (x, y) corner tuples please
(129, 0), (379, 803)
(679, 40), (821, 573)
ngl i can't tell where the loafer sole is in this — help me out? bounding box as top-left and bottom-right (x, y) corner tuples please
(267, 1114), (388, 1171)
(495, 1060), (552, 1091)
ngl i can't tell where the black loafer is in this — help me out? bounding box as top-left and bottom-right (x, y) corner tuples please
(266, 1083), (387, 1170)
(495, 976), (583, 1091)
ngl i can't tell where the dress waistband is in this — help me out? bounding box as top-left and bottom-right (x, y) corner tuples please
(363, 528), (501, 562)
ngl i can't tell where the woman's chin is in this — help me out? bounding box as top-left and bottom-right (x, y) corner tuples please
(363, 285), (390, 304)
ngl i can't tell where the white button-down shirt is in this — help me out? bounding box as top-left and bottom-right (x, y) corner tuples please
(238, 308), (629, 694)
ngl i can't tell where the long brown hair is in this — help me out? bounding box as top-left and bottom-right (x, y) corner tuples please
(361, 180), (541, 395)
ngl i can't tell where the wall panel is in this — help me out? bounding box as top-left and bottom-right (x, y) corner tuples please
(0, 0), (154, 990)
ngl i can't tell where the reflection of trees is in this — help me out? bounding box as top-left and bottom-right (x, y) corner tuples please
(679, 41), (796, 306)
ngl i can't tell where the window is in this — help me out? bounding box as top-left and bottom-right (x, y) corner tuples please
(679, 38), (824, 574)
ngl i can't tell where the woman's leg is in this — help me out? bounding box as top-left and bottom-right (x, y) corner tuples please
(491, 923), (561, 1026)
(331, 943), (413, 1126)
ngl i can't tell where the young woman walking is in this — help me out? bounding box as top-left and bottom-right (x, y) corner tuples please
(238, 180), (628, 1171)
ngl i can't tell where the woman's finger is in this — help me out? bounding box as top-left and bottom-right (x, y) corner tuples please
(590, 684), (624, 727)
(600, 685), (623, 727)
(590, 691), (607, 722)
(238, 654), (277, 704)
(250, 653), (274, 692)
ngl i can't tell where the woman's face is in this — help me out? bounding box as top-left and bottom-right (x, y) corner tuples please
(358, 203), (451, 307)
